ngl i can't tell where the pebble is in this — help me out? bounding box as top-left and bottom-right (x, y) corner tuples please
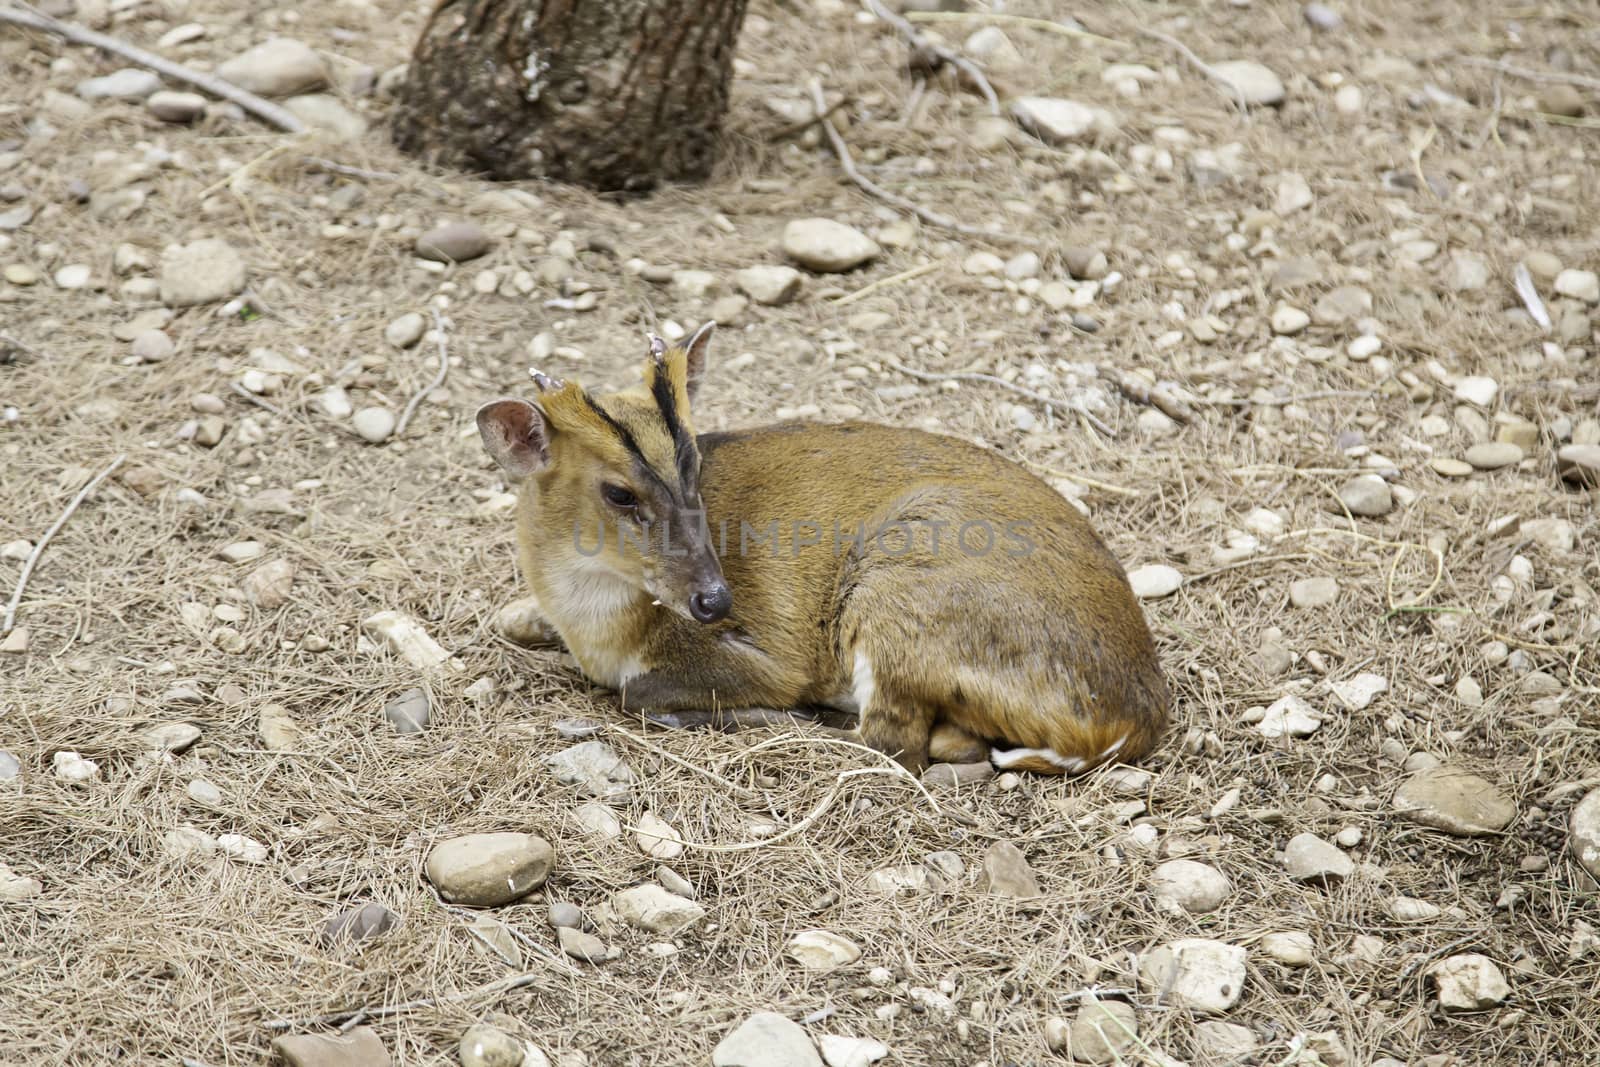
(496, 596), (556, 646)
(1211, 60), (1286, 106)
(416, 221), (491, 263)
(272, 1027), (388, 1067)
(217, 833), (268, 863)
(352, 407), (396, 444)
(734, 265), (803, 305)
(160, 239), (246, 307)
(573, 801), (621, 839)
(1150, 859), (1232, 913)
(1260, 930), (1314, 966)
(1554, 269), (1600, 304)
(242, 559), (296, 609)
(458, 1024), (529, 1067)
(0, 628), (29, 654)
(1274, 172), (1314, 215)
(1063, 246), (1109, 281)
(384, 312), (425, 349)
(1138, 939), (1247, 1014)
(545, 741), (635, 800)
(0, 749), (19, 783)
(1010, 97), (1098, 143)
(1271, 304), (1310, 335)
(786, 929), (863, 972)
(1557, 444), (1600, 487)
(1284, 833), (1353, 883)
(1347, 334), (1382, 360)
(283, 94), (367, 140)
(1387, 896), (1442, 922)
(817, 1035), (888, 1067)
(867, 864), (930, 895)
(558, 926), (611, 964)
(781, 218), (880, 272)
(1004, 251), (1041, 280)
(1538, 84), (1586, 118)
(1570, 789), (1600, 881)
(144, 722), (201, 755)
(612, 883), (706, 934)
(147, 90), (206, 123)
(383, 688), (430, 733)
(1313, 285), (1371, 325)
(187, 778), (223, 806)
(961, 251), (1004, 276)
(1288, 576), (1338, 608)
(218, 39), (329, 97)
(713, 1013), (821, 1067)
(425, 832), (554, 906)
(1303, 2), (1344, 30)
(1338, 474), (1392, 517)
(1445, 250), (1491, 292)
(52, 750), (99, 783)
(1126, 564), (1182, 599)
(257, 704), (300, 751)
(1429, 954), (1510, 1011)
(921, 761), (994, 789)
(161, 825), (217, 862)
(977, 841), (1040, 897)
(1195, 1022), (1258, 1061)
(633, 811), (684, 860)
(54, 264), (92, 289)
(1431, 458), (1473, 478)
(1453, 375), (1499, 407)
(3, 264), (38, 286)
(548, 901), (583, 929)
(1257, 694), (1321, 739)
(219, 540), (264, 564)
(1328, 672), (1387, 711)
(1392, 767), (1515, 836)
(1465, 442), (1522, 470)
(130, 329), (174, 362)
(321, 901), (399, 945)
(76, 68), (161, 101)
(1057, 999), (1138, 1064)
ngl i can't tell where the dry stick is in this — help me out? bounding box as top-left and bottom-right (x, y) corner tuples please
(765, 94), (853, 142)
(1020, 459), (1137, 497)
(864, 0), (1000, 115)
(833, 261), (942, 306)
(805, 80), (1037, 248)
(303, 156), (401, 182)
(0, 3), (306, 134)
(395, 309), (451, 438)
(1455, 55), (1600, 92)
(884, 357), (1115, 437)
(902, 9), (1126, 49)
(607, 723), (759, 800)
(262, 971), (546, 1031)
(1138, 28), (1249, 117)
(3, 454), (124, 634)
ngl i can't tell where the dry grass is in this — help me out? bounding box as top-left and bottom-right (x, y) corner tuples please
(2, 1), (1599, 1065)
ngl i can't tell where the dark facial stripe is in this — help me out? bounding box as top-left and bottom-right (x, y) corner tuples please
(582, 391), (678, 501)
(649, 369), (702, 499)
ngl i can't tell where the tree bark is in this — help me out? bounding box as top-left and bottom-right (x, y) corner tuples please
(392, 0), (749, 192)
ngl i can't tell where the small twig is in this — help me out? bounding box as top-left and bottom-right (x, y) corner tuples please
(864, 0), (1000, 115)
(304, 156), (401, 182)
(0, 3), (306, 133)
(0, 332), (41, 357)
(1410, 124), (1440, 200)
(833, 261), (942, 306)
(395, 309), (451, 439)
(1513, 263), (1552, 331)
(229, 382), (288, 419)
(765, 95), (853, 142)
(902, 9), (1126, 49)
(1455, 55), (1600, 92)
(885, 357), (1115, 437)
(806, 80), (1036, 247)
(4, 454), (125, 634)
(1138, 28), (1249, 117)
(1021, 460), (1138, 498)
(261, 970), (546, 1031)
(607, 723), (759, 799)
(1198, 389), (1378, 408)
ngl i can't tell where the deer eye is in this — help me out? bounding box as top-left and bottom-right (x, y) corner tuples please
(601, 483), (638, 509)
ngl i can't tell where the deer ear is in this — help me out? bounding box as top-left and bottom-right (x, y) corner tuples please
(682, 320), (714, 401)
(476, 399), (550, 479)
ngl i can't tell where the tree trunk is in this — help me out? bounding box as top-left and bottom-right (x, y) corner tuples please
(392, 0), (749, 193)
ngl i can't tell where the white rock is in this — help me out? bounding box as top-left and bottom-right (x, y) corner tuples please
(1004, 251), (1041, 280)
(1, 540), (32, 561)
(1347, 334), (1382, 359)
(1387, 896), (1442, 921)
(713, 1013), (821, 1067)
(1011, 97), (1097, 143)
(218, 38), (329, 97)
(786, 929), (863, 972)
(818, 1035), (888, 1067)
(1150, 859), (1232, 913)
(144, 722), (202, 755)
(781, 219), (880, 273)
(1446, 250), (1491, 291)
(318, 387), (354, 419)
(633, 811), (685, 860)
(1257, 695), (1321, 739)
(186, 778), (223, 806)
(735, 265), (803, 305)
(52, 750), (99, 783)
(1059, 999), (1138, 1064)
(1273, 172), (1314, 214)
(76, 68), (162, 101)
(257, 704), (300, 751)
(362, 609), (460, 672)
(1429, 954), (1510, 1011)
(1328, 672), (1388, 711)
(217, 833), (268, 863)
(160, 239), (246, 307)
(130, 330), (174, 362)
(864, 864), (929, 895)
(1271, 304), (1311, 334)
(218, 540), (264, 564)
(162, 825), (218, 861)
(385, 312), (426, 349)
(283, 94), (367, 140)
(1212, 60), (1285, 105)
(1570, 789), (1600, 881)
(613, 883), (707, 935)
(54, 264), (92, 290)
(1554, 268), (1600, 305)
(352, 407), (396, 443)
(1260, 931), (1314, 966)
(1195, 1021), (1258, 1061)
(0, 861), (42, 902)
(573, 801), (622, 840)
(1284, 833), (1353, 882)
(1127, 564), (1182, 600)
(1453, 375), (1499, 407)
(964, 25), (1022, 68)
(1138, 939), (1248, 1014)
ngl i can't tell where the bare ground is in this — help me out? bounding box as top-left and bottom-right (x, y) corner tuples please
(1, 1), (1598, 1065)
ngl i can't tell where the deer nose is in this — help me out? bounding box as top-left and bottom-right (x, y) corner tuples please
(688, 583), (732, 624)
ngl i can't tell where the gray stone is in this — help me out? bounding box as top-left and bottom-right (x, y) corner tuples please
(1284, 833), (1353, 883)
(713, 1013), (822, 1067)
(1312, 285), (1371, 325)
(458, 1024), (526, 1067)
(424, 832), (553, 906)
(242, 559), (296, 609)
(1338, 475), (1392, 517)
(1011, 97), (1097, 143)
(1211, 60), (1286, 106)
(76, 68), (162, 101)
(147, 90), (206, 123)
(1555, 268), (1600, 304)
(219, 39), (329, 98)
(1137, 939), (1248, 1014)
(920, 761), (994, 789)
(383, 688), (430, 734)
(1393, 767), (1515, 836)
(1570, 789), (1600, 882)
(130, 330), (174, 362)
(547, 901), (583, 929)
(978, 840), (1040, 897)
(1304, 3), (1343, 30)
(160, 239), (246, 307)
(351, 407), (396, 443)
(1465, 442), (1522, 470)
(1446, 250), (1491, 291)
(612, 883), (706, 934)
(0, 750), (19, 783)
(735, 265), (803, 306)
(144, 722), (201, 755)
(781, 218), (880, 273)
(786, 929), (862, 972)
(1062, 999), (1138, 1064)
(558, 925), (610, 963)
(545, 741), (635, 801)
(1557, 444), (1600, 487)
(321, 901), (399, 945)
(282, 94), (367, 139)
(416, 221), (491, 263)
(273, 1027), (390, 1067)
(1289, 576), (1339, 608)
(1150, 859), (1231, 913)
(1429, 954), (1510, 1011)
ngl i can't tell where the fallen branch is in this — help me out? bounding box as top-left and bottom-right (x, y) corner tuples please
(0, 3), (306, 134)
(864, 0), (1000, 115)
(805, 80), (1038, 248)
(765, 94), (852, 142)
(885, 357), (1115, 437)
(833, 261), (941, 306)
(1138, 28), (1249, 117)
(4, 454), (125, 634)
(394, 309), (451, 438)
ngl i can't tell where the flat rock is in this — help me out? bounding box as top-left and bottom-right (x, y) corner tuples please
(1289, 576), (1338, 608)
(781, 218), (880, 272)
(415, 221), (491, 263)
(1465, 442), (1522, 470)
(144, 722), (202, 755)
(1429, 954), (1510, 1011)
(1338, 474), (1392, 517)
(0, 750), (20, 783)
(258, 704), (300, 751)
(1446, 250), (1491, 291)
(1392, 767), (1514, 836)
(612, 883), (706, 935)
(1260, 930), (1314, 966)
(1554, 268), (1600, 304)
(161, 825), (217, 862)
(160, 239), (246, 307)
(864, 865), (929, 895)
(1454, 375), (1499, 407)
(384, 312), (426, 349)
(921, 761), (994, 789)
(0, 861), (43, 902)
(1138, 939), (1248, 1014)
(633, 811), (684, 860)
(1150, 859), (1232, 913)
(1127, 564), (1182, 599)
(1010, 97), (1097, 143)
(734, 265), (803, 305)
(545, 741), (635, 801)
(424, 832), (553, 906)
(786, 929), (863, 972)
(147, 90), (205, 123)
(817, 1035), (888, 1067)
(1387, 896), (1442, 922)
(1284, 833), (1352, 883)
(1063, 999), (1138, 1064)
(284, 94), (367, 139)
(978, 840), (1040, 897)
(713, 1012), (821, 1067)
(321, 901), (399, 945)
(1570, 789), (1600, 881)
(1557, 444), (1600, 487)
(219, 38), (329, 97)
(77, 68), (162, 101)
(1257, 694), (1321, 739)
(1196, 1021), (1258, 1061)
(558, 925), (610, 963)
(383, 687), (430, 733)
(242, 558), (296, 609)
(1328, 671), (1388, 711)
(1212, 60), (1285, 105)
